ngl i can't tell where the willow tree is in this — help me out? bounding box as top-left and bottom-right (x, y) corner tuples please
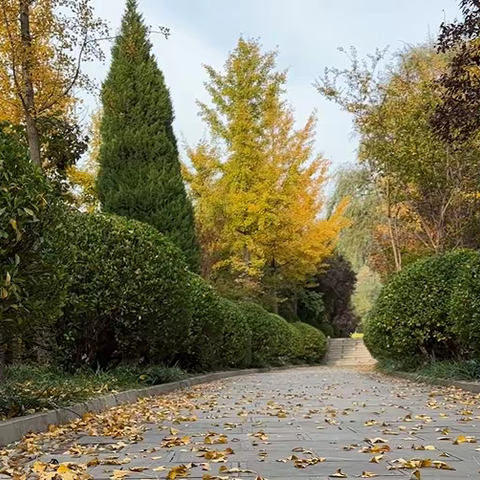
(317, 45), (480, 274)
(185, 38), (348, 309)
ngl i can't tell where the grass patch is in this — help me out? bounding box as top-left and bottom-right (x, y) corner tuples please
(0, 364), (187, 420)
(377, 359), (480, 382)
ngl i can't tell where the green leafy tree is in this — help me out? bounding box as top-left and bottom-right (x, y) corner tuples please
(317, 45), (480, 274)
(97, 0), (199, 270)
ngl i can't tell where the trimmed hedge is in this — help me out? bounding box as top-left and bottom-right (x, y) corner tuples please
(364, 250), (479, 367)
(239, 301), (292, 366)
(183, 274), (224, 372)
(293, 322), (327, 363)
(450, 253), (480, 358)
(56, 212), (192, 369)
(218, 299), (252, 368)
(266, 313), (299, 364)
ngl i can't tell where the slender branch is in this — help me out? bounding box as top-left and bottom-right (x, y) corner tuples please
(0, 0), (25, 108)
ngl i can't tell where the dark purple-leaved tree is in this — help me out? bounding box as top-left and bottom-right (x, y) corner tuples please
(433, 1), (480, 141)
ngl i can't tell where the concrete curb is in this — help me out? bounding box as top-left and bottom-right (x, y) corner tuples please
(0, 365), (311, 447)
(383, 371), (480, 394)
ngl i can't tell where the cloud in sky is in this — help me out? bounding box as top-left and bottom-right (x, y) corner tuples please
(82, 0), (460, 170)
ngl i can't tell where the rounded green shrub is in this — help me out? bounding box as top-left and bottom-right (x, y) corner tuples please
(364, 250), (476, 366)
(450, 251), (480, 358)
(267, 314), (300, 363)
(57, 212), (192, 369)
(0, 126), (69, 350)
(286, 322), (303, 361)
(294, 323), (327, 363)
(218, 298), (252, 368)
(182, 274), (224, 372)
(238, 301), (294, 366)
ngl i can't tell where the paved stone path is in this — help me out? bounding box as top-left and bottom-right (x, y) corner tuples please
(3, 367), (480, 479)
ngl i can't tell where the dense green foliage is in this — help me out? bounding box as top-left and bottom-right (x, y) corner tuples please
(364, 250), (479, 367)
(298, 254), (358, 337)
(240, 302), (292, 366)
(450, 254), (480, 358)
(0, 128), (69, 352)
(182, 274), (224, 372)
(56, 212), (192, 369)
(97, 0), (199, 271)
(218, 299), (252, 368)
(293, 323), (327, 363)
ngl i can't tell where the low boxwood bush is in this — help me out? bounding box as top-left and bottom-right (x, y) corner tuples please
(450, 252), (480, 358)
(218, 298), (252, 368)
(56, 212), (192, 369)
(294, 322), (327, 363)
(182, 274), (224, 372)
(364, 250), (477, 367)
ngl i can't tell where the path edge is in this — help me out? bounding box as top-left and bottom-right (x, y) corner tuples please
(383, 370), (480, 394)
(0, 365), (309, 446)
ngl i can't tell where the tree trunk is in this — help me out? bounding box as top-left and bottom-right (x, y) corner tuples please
(385, 178), (402, 272)
(270, 258), (279, 314)
(10, 336), (22, 364)
(271, 294), (279, 315)
(19, 0), (41, 167)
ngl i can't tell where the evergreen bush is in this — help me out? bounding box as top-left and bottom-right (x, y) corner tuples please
(218, 299), (252, 368)
(294, 323), (327, 363)
(97, 0), (199, 271)
(450, 251), (480, 358)
(364, 250), (477, 366)
(57, 212), (192, 369)
(0, 127), (69, 352)
(182, 274), (224, 372)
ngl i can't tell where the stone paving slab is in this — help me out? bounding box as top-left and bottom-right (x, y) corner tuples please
(3, 367), (480, 479)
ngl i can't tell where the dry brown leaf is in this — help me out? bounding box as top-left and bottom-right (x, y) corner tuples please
(330, 469), (348, 478)
(110, 470), (131, 479)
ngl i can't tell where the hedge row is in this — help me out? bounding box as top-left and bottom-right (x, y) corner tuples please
(2, 145), (327, 371)
(364, 250), (480, 368)
(58, 214), (327, 370)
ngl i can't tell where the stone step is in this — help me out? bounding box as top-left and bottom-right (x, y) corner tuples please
(327, 347), (370, 352)
(326, 349), (371, 355)
(326, 355), (373, 361)
(324, 338), (376, 367)
(328, 361), (376, 367)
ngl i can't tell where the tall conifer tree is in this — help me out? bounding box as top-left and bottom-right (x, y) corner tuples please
(97, 0), (199, 270)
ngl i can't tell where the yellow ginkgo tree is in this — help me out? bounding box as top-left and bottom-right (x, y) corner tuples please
(184, 37), (348, 310)
(0, 0), (107, 167)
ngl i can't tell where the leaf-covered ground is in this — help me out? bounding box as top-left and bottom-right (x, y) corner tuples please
(0, 365), (187, 420)
(1, 367), (479, 479)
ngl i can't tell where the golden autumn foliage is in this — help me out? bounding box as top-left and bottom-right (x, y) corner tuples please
(66, 108), (101, 212)
(0, 0), (70, 123)
(0, 0), (106, 120)
(184, 38), (348, 297)
(0, 0), (107, 166)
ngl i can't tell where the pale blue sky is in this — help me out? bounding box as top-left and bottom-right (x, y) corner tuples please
(83, 0), (461, 171)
